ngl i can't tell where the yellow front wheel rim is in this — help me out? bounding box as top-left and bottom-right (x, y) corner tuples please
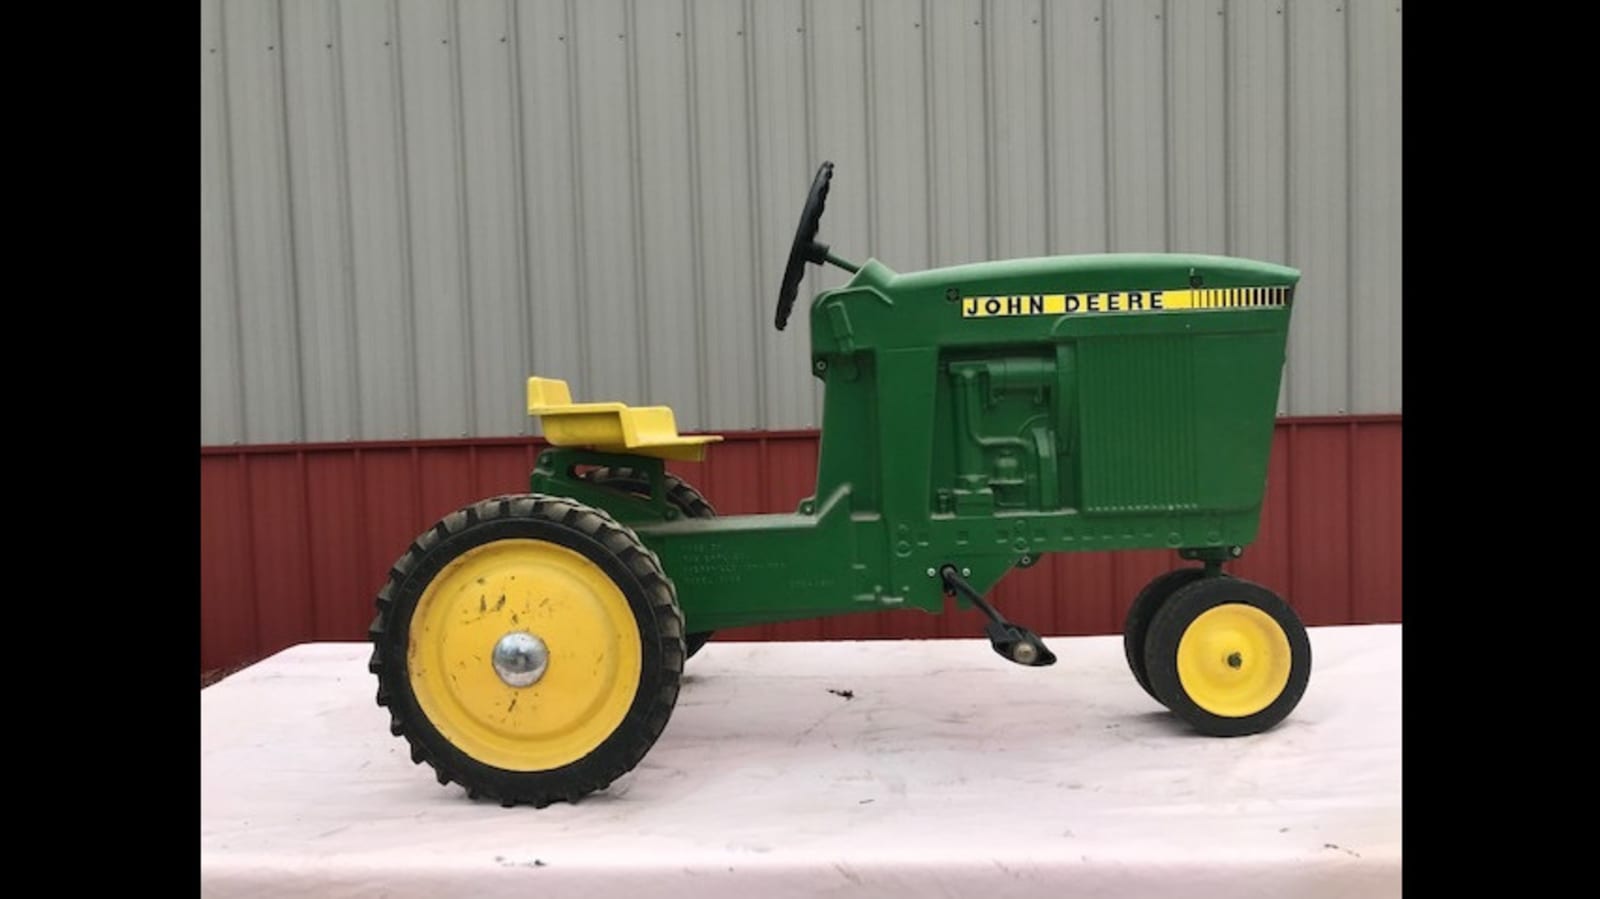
(1176, 603), (1292, 718)
(407, 538), (642, 771)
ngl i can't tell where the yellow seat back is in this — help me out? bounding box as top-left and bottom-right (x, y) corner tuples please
(524, 376), (722, 462)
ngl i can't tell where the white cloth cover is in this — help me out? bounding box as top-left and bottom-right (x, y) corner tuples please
(202, 626), (1401, 898)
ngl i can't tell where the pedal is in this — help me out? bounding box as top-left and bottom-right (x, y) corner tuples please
(984, 621), (1057, 667)
(939, 565), (1058, 668)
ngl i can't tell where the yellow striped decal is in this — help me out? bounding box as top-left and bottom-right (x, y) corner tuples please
(959, 286), (1290, 318)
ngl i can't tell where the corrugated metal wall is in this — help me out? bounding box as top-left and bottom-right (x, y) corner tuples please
(201, 417), (1400, 674)
(201, 0), (1402, 445)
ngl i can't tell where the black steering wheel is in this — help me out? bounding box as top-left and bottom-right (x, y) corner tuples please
(774, 161), (835, 331)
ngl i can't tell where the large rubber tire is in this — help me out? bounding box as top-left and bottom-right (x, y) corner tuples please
(1122, 567), (1208, 702)
(368, 494), (685, 806)
(582, 466), (717, 659)
(1143, 576), (1311, 737)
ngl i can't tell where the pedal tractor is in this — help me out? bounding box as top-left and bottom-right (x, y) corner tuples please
(369, 163), (1311, 807)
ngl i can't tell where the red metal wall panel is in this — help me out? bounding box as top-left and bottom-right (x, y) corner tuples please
(1286, 425), (1352, 626)
(244, 455), (314, 661)
(200, 456), (256, 671)
(200, 419), (1401, 674)
(304, 453), (366, 642)
(1350, 422), (1402, 623)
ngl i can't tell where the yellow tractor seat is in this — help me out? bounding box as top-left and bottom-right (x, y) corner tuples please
(526, 377), (723, 462)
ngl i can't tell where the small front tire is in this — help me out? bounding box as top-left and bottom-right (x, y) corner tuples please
(1122, 567), (1208, 702)
(1142, 576), (1311, 737)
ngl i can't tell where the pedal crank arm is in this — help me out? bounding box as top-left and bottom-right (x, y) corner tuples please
(940, 565), (1057, 667)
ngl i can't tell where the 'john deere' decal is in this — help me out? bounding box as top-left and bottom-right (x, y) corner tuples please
(960, 287), (1289, 318)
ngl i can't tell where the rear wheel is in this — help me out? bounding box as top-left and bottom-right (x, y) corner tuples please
(1142, 577), (1311, 737)
(369, 494), (685, 806)
(582, 466), (718, 658)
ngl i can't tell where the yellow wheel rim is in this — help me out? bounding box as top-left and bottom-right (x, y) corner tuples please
(1176, 603), (1292, 718)
(407, 538), (642, 771)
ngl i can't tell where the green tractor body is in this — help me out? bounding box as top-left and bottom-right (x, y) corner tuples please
(534, 251), (1297, 633)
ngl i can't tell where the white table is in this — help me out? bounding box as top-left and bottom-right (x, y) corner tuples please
(201, 626), (1401, 898)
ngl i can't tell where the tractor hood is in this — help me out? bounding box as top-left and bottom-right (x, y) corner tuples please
(849, 253), (1300, 296)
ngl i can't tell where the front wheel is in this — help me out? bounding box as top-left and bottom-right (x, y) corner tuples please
(1142, 577), (1311, 737)
(1122, 567), (1208, 702)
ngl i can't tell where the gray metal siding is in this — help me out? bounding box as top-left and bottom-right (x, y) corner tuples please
(201, 0), (1402, 445)
(1348, 0), (1401, 413)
